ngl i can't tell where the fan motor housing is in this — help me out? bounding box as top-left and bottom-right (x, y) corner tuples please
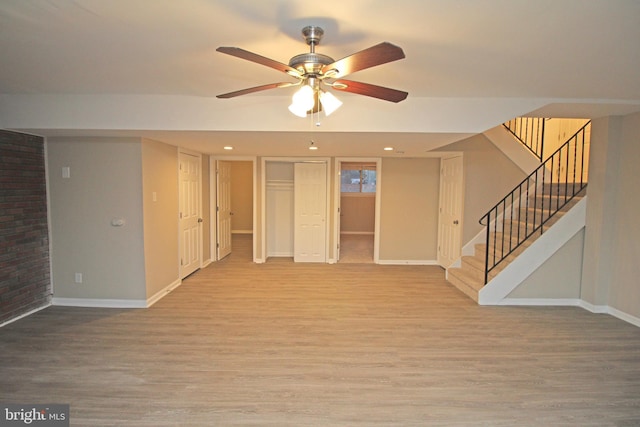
(288, 53), (334, 75)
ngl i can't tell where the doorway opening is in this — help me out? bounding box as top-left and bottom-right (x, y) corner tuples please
(335, 158), (381, 264)
(212, 159), (255, 263)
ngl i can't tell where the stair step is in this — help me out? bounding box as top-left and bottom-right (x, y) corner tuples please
(447, 267), (483, 302)
(461, 255), (485, 282)
(530, 194), (584, 210)
(477, 236), (533, 259)
(541, 183), (587, 196)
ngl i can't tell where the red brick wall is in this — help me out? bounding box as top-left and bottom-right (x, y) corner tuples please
(0, 130), (51, 324)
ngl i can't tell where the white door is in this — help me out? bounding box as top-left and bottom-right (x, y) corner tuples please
(217, 160), (232, 260)
(438, 155), (464, 268)
(294, 162), (327, 263)
(179, 152), (202, 278)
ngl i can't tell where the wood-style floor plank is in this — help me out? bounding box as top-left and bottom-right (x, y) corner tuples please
(1, 235), (639, 426)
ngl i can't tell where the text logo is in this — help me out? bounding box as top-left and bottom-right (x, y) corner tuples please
(1, 405), (69, 426)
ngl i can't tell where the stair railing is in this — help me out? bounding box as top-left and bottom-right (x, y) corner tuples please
(480, 121), (591, 284)
(503, 117), (547, 161)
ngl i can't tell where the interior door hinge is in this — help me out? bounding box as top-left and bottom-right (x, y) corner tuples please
(180, 258), (183, 266)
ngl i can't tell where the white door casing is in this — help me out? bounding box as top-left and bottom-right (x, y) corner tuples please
(438, 155), (464, 268)
(217, 160), (232, 260)
(294, 162), (327, 263)
(179, 151), (202, 278)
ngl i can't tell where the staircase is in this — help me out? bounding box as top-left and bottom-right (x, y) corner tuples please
(447, 186), (586, 301)
(447, 120), (591, 302)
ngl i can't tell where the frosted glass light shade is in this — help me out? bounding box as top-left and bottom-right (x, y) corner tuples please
(291, 85), (314, 110)
(319, 91), (342, 116)
(288, 103), (308, 117)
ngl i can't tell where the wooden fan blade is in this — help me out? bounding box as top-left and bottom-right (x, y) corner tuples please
(322, 42), (405, 79)
(217, 82), (295, 99)
(217, 47), (302, 77)
(331, 79), (408, 103)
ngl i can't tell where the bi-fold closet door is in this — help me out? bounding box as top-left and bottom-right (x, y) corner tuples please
(265, 161), (327, 262)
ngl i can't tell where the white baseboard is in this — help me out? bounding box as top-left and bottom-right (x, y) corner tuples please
(499, 298), (582, 307)
(340, 231), (375, 235)
(607, 307), (640, 328)
(578, 301), (640, 328)
(267, 252), (293, 257)
(52, 278), (183, 309)
(52, 297), (147, 309)
(377, 259), (439, 266)
(497, 298), (640, 328)
(201, 258), (212, 268)
(232, 230), (253, 234)
(0, 302), (52, 328)
(146, 278), (182, 308)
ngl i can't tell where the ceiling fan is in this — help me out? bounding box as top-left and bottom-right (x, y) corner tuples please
(216, 26), (408, 117)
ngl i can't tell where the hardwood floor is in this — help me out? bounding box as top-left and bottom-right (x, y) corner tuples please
(1, 234), (639, 426)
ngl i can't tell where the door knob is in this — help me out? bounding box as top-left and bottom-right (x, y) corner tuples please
(198, 218), (203, 223)
(453, 220), (459, 225)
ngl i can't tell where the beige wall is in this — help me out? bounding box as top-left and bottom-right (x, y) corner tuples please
(580, 116), (620, 307)
(609, 112), (640, 317)
(47, 138), (147, 300)
(340, 195), (375, 234)
(507, 230), (584, 299)
(438, 134), (527, 243)
(378, 158), (440, 262)
(141, 139), (179, 299)
(230, 161), (253, 233)
(582, 112), (640, 318)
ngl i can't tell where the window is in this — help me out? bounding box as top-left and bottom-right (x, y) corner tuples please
(341, 163), (376, 193)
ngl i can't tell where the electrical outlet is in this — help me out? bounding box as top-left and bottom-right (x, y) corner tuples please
(74, 273), (83, 283)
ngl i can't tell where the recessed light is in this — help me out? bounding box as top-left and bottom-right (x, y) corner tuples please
(384, 147), (394, 151)
(223, 146), (233, 150)
(309, 145), (318, 150)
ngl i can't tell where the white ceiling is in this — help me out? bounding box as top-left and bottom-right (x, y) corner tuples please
(1, 0), (639, 156)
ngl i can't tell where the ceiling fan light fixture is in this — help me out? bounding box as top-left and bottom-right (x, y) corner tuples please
(319, 90), (342, 116)
(217, 26), (407, 117)
(290, 84), (315, 112)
